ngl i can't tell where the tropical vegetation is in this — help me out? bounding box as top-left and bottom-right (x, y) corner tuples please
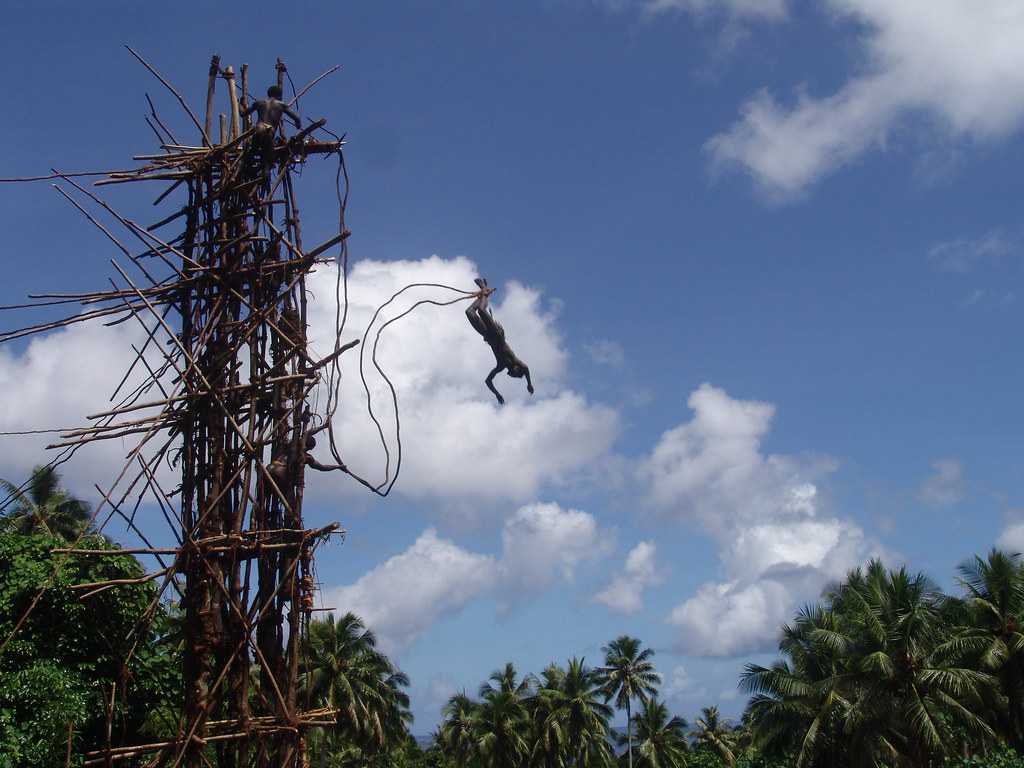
(740, 553), (1024, 768)
(0, 532), (179, 768)
(301, 611), (413, 766)
(11, 463), (1024, 767)
(0, 464), (95, 540)
(600, 635), (662, 768)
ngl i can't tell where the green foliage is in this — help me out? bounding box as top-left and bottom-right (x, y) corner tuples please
(689, 706), (738, 767)
(436, 657), (617, 768)
(599, 636), (662, 768)
(953, 549), (1024, 751)
(733, 752), (791, 768)
(301, 612), (413, 765)
(958, 748), (1024, 767)
(0, 464), (94, 541)
(688, 752), (729, 768)
(743, 558), (1001, 768)
(0, 661), (90, 767)
(630, 697), (689, 768)
(0, 533), (179, 767)
(407, 747), (456, 768)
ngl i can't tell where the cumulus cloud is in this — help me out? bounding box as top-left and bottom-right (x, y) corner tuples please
(918, 458), (965, 506)
(0, 319), (163, 498)
(591, 540), (667, 614)
(499, 503), (610, 594)
(661, 665), (700, 700)
(324, 503), (608, 654)
(421, 673), (461, 718)
(324, 527), (498, 654)
(638, 383), (882, 657)
(304, 257), (619, 506)
(703, 0), (1024, 199)
(0, 255), (619, 516)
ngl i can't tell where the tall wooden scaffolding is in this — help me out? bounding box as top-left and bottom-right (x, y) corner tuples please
(4, 54), (354, 767)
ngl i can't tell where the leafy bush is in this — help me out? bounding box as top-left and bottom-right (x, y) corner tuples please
(0, 533), (179, 767)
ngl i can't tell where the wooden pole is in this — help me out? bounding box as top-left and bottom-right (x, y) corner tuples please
(225, 65), (241, 141)
(205, 54), (219, 143)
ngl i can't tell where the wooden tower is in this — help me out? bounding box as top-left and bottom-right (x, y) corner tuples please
(4, 54), (353, 767)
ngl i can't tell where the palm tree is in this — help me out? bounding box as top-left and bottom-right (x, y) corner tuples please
(548, 657), (614, 768)
(437, 691), (478, 768)
(741, 604), (853, 768)
(474, 663), (535, 768)
(531, 665), (567, 768)
(689, 706), (737, 767)
(0, 464), (93, 541)
(628, 698), (688, 768)
(746, 560), (996, 768)
(597, 636), (660, 768)
(953, 548), (1024, 749)
(830, 560), (994, 768)
(301, 612), (412, 762)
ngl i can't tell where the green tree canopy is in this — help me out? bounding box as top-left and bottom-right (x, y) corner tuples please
(953, 548), (1024, 750)
(598, 636), (661, 768)
(0, 464), (94, 541)
(743, 559), (996, 768)
(301, 611), (412, 765)
(0, 532), (178, 768)
(630, 697), (689, 768)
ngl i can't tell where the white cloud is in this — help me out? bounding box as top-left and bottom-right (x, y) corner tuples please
(638, 383), (883, 657)
(997, 517), (1024, 554)
(499, 502), (609, 593)
(591, 540), (667, 615)
(324, 503), (609, 654)
(641, 384), (836, 535)
(667, 579), (789, 658)
(0, 319), (166, 500)
(422, 673), (460, 719)
(304, 258), (620, 506)
(0, 255), (619, 516)
(325, 528), (498, 654)
(704, 0), (1024, 199)
(918, 458), (965, 506)
(661, 665), (699, 699)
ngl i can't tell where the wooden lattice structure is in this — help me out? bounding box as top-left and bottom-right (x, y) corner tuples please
(2, 53), (360, 767)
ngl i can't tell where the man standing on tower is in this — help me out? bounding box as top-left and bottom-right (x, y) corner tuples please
(243, 85), (302, 183)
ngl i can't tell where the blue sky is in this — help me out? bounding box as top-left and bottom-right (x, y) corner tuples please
(3, 0), (1024, 733)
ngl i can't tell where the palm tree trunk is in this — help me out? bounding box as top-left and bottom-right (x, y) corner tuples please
(626, 699), (632, 768)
